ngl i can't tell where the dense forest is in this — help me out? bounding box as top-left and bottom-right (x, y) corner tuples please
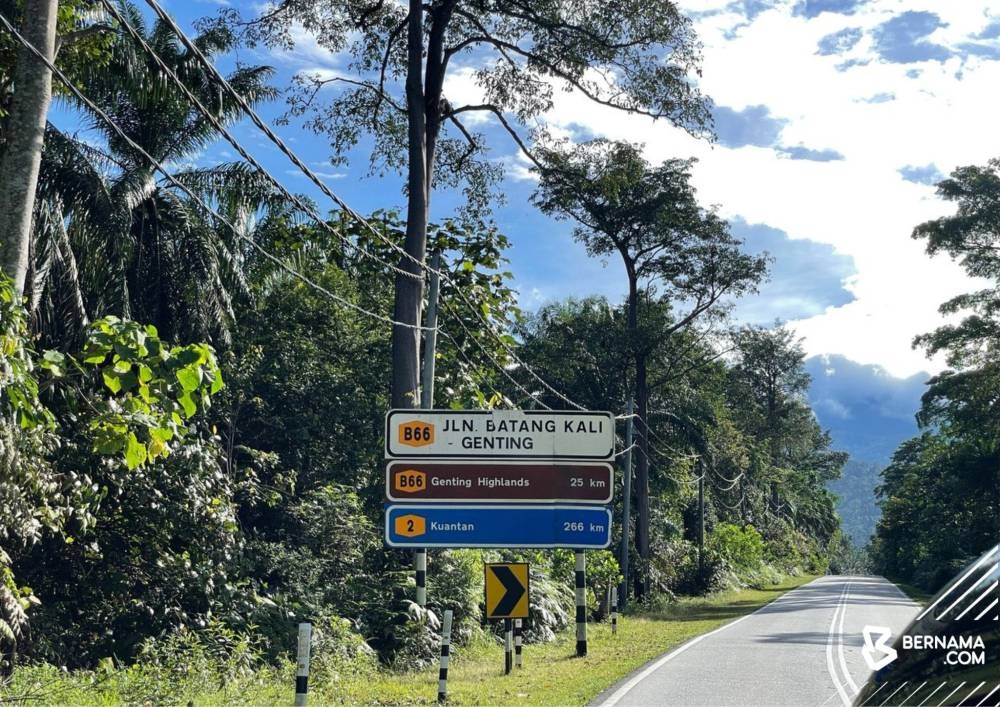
(870, 160), (1000, 592)
(0, 0), (994, 695)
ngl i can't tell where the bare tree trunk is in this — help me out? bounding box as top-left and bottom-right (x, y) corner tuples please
(0, 0), (58, 296)
(391, 0), (428, 409)
(623, 269), (650, 602)
(635, 347), (650, 601)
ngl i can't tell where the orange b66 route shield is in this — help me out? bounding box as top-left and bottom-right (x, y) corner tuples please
(386, 460), (613, 503)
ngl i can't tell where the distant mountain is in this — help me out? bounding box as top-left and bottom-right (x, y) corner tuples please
(805, 355), (928, 545)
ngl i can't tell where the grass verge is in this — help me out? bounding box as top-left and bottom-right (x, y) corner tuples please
(4, 573), (818, 706)
(884, 577), (933, 605)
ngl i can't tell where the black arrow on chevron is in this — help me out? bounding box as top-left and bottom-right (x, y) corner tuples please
(490, 566), (526, 616)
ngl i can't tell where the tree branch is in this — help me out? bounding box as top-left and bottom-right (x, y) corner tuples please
(376, 17), (408, 122)
(466, 33), (665, 120)
(445, 103), (543, 170)
(56, 23), (115, 54)
(446, 113), (479, 173)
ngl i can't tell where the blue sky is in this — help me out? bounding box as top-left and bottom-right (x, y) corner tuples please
(64, 0), (1000, 381)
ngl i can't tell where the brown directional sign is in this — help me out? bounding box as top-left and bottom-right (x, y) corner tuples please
(385, 460), (613, 503)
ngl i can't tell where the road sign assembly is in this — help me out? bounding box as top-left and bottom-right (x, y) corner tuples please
(383, 409), (615, 549)
(484, 562), (529, 619)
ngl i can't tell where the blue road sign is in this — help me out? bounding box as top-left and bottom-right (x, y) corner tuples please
(385, 504), (612, 549)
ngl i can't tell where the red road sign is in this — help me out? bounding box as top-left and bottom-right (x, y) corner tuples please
(385, 460), (613, 503)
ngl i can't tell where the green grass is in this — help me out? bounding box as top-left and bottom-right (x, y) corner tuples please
(885, 578), (933, 605)
(4, 574), (818, 707)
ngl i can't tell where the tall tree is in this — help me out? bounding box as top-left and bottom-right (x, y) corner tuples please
(726, 324), (844, 552)
(32, 3), (277, 347)
(208, 0), (714, 408)
(727, 325), (810, 464)
(532, 139), (766, 598)
(873, 158), (1000, 588)
(0, 0), (57, 294)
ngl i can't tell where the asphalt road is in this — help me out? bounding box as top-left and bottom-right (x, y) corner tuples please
(593, 576), (921, 707)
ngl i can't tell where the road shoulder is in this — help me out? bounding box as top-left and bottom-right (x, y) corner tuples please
(587, 574), (824, 707)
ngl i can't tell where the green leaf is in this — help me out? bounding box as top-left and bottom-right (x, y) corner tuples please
(178, 392), (197, 418)
(150, 426), (174, 443)
(124, 433), (147, 470)
(148, 436), (166, 459)
(42, 350), (65, 364)
(40, 350), (65, 377)
(176, 366), (202, 392)
(209, 369), (224, 395)
(101, 371), (122, 394)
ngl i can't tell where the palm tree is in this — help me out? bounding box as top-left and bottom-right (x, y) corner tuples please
(31, 0), (281, 348)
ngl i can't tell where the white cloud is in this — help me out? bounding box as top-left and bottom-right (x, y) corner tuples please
(267, 23), (354, 73)
(491, 1), (1000, 377)
(285, 169), (346, 180)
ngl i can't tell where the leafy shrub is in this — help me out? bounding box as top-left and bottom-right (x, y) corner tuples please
(427, 549), (482, 644)
(112, 620), (269, 703)
(20, 435), (245, 667)
(549, 548), (621, 618)
(521, 564), (574, 643)
(674, 545), (733, 595)
(708, 523), (765, 572)
(309, 616), (377, 685)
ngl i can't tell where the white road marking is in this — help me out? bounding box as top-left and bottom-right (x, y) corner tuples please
(837, 581), (860, 695)
(826, 581), (853, 707)
(596, 578), (823, 707)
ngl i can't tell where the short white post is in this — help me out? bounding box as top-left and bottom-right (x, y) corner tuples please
(514, 618), (523, 668)
(504, 619), (513, 674)
(611, 586), (618, 635)
(437, 610), (453, 703)
(294, 622), (312, 707)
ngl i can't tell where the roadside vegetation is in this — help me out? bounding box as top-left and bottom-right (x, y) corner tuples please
(869, 161), (1000, 593)
(1, 575), (819, 706)
(0, 0), (994, 703)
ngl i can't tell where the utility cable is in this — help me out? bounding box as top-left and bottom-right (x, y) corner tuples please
(438, 299), (552, 410)
(0, 11), (431, 332)
(100, 0), (422, 284)
(138, 0), (590, 412)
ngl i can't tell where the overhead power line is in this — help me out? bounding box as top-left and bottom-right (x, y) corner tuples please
(711, 470), (744, 491)
(136, 0), (589, 412)
(136, 0), (430, 279)
(438, 299), (552, 410)
(0, 10), (430, 332)
(99, 0), (421, 284)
